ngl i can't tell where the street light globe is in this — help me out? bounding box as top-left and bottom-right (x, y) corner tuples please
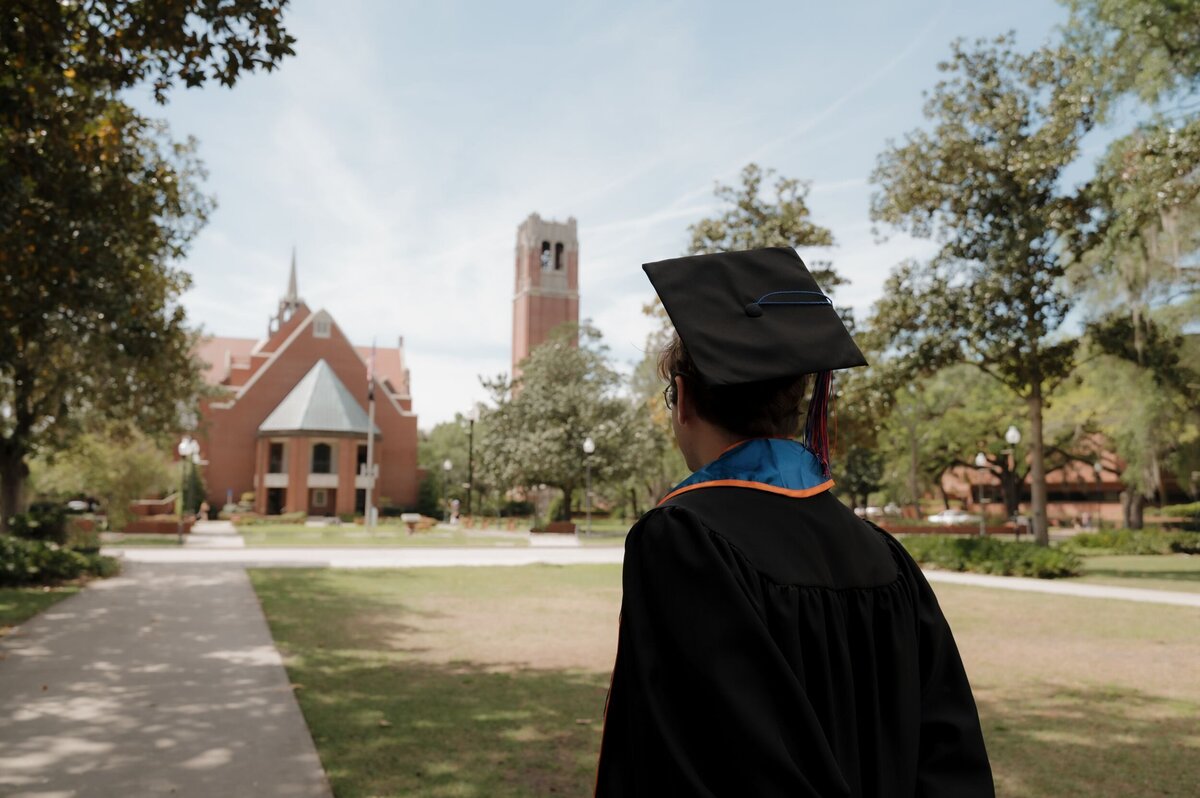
(1093, 460), (1104, 475)
(974, 452), (989, 468)
(582, 437), (596, 455)
(177, 435), (194, 457)
(1005, 425), (1021, 446)
(442, 459), (453, 472)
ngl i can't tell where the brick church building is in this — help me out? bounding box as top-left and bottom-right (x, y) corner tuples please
(194, 257), (420, 516)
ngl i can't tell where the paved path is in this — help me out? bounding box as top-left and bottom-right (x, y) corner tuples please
(923, 569), (1200, 608)
(107, 545), (626, 568)
(185, 518), (245, 548)
(105, 545), (1200, 608)
(0, 562), (331, 798)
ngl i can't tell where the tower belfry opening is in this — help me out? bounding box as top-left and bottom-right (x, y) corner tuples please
(512, 213), (580, 377)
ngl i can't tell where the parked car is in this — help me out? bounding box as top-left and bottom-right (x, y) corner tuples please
(927, 508), (981, 525)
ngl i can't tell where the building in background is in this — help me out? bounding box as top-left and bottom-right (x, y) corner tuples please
(512, 213), (579, 377)
(193, 256), (420, 515)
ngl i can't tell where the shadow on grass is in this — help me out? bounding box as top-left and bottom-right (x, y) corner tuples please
(251, 569), (608, 798)
(979, 684), (1199, 798)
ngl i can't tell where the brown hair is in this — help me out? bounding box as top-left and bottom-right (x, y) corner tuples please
(657, 335), (809, 438)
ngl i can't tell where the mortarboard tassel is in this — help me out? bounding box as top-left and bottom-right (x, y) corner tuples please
(804, 371), (834, 477)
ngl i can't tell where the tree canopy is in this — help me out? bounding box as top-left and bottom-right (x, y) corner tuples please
(0, 2), (296, 530)
(476, 325), (632, 521)
(869, 35), (1098, 544)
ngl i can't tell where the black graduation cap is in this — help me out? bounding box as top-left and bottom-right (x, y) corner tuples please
(643, 246), (867, 475)
(642, 246), (867, 386)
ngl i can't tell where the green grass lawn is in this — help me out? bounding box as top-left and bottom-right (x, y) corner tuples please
(1072, 554), (1200, 593)
(239, 523), (531, 548)
(251, 565), (1200, 798)
(0, 586), (79, 637)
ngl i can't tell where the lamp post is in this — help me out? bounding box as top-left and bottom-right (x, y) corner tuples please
(974, 451), (989, 537)
(177, 436), (199, 543)
(442, 459), (453, 523)
(1093, 460), (1104, 530)
(582, 436), (595, 536)
(465, 407), (479, 517)
(1002, 425), (1021, 523)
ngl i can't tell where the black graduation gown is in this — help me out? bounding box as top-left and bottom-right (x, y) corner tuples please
(595, 487), (994, 797)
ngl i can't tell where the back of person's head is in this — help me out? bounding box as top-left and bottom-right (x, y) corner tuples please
(658, 334), (809, 439)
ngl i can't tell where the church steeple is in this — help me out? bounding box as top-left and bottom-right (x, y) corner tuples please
(286, 247), (299, 305)
(274, 247), (303, 328)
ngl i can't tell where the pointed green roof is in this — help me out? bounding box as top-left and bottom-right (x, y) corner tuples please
(259, 359), (380, 436)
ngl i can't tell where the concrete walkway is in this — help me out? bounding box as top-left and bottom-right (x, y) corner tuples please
(0, 562), (331, 798)
(185, 518), (245, 548)
(104, 545), (1200, 608)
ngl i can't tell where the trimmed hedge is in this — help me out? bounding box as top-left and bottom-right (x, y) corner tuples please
(1, 536), (120, 586)
(1061, 528), (1200, 555)
(234, 511), (307, 526)
(899, 535), (1082, 579)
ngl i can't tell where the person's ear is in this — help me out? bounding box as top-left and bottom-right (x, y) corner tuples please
(674, 374), (690, 426)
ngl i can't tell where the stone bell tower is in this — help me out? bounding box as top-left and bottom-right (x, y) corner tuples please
(512, 213), (580, 376)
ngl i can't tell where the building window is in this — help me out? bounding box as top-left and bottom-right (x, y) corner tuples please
(554, 242), (564, 270)
(355, 488), (366, 514)
(314, 317), (331, 338)
(267, 488), (286, 515)
(356, 444), (368, 475)
(540, 241), (552, 270)
(311, 442), (334, 474)
(313, 489), (328, 508)
(268, 442), (285, 474)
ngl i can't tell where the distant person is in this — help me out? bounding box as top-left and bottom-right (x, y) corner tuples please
(595, 248), (993, 796)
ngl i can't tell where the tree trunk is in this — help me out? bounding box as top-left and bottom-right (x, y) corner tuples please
(0, 447), (30, 534)
(1120, 489), (1133, 529)
(1027, 391), (1050, 546)
(1001, 468), (1019, 518)
(560, 485), (574, 522)
(1129, 492), (1145, 530)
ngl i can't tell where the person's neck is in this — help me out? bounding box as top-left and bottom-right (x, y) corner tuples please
(685, 424), (744, 472)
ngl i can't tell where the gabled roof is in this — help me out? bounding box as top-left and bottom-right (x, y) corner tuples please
(259, 359), (381, 436)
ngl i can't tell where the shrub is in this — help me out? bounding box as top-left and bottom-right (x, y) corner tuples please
(1160, 501), (1200, 531)
(499, 500), (535, 517)
(899, 535), (1081, 579)
(235, 510), (306, 527)
(1062, 527), (1200, 555)
(0, 536), (120, 586)
(11, 502), (70, 545)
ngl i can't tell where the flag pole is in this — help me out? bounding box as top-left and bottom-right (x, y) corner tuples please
(365, 339), (377, 532)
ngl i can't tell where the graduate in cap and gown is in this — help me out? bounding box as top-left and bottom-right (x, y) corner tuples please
(594, 247), (994, 797)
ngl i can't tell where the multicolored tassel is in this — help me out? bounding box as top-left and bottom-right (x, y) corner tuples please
(804, 371), (834, 477)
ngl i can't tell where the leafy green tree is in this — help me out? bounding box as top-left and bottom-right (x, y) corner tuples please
(0, 2), (295, 531)
(1060, 0), (1200, 107)
(688, 163), (843, 291)
(870, 36), (1097, 545)
(839, 447), (883, 510)
(31, 426), (175, 531)
(418, 411), (488, 515)
(476, 325), (631, 521)
(625, 341), (688, 511)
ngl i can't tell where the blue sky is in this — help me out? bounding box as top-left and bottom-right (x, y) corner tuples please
(142, 0), (1073, 427)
